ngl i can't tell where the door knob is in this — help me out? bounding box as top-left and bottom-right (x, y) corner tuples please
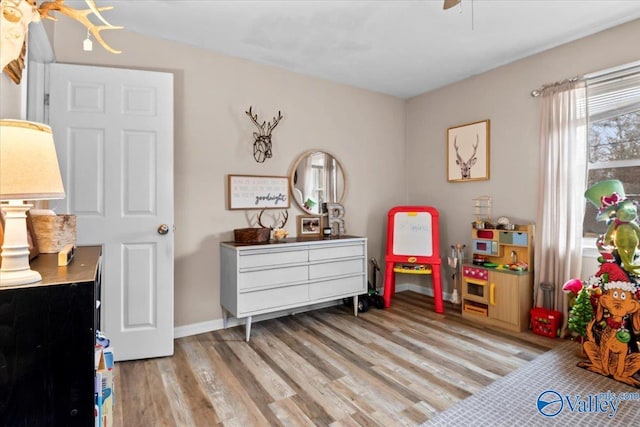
(157, 224), (170, 235)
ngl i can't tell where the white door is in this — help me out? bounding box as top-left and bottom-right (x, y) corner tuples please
(48, 63), (174, 361)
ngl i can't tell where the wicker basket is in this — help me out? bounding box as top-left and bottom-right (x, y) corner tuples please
(234, 227), (270, 243)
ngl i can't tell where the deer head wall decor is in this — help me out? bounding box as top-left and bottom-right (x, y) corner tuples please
(454, 135), (479, 179)
(245, 106), (283, 163)
(1, 0), (122, 84)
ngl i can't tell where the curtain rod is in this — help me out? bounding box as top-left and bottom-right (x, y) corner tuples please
(530, 76), (582, 97)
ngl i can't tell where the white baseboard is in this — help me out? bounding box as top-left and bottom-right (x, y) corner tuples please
(394, 283), (453, 303)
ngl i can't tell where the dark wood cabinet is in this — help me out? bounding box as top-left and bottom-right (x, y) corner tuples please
(0, 246), (102, 427)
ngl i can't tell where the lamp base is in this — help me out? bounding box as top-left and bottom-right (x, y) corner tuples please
(0, 268), (42, 287)
(0, 201), (42, 287)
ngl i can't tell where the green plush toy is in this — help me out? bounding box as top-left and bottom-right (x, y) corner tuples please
(585, 180), (640, 274)
(603, 200), (640, 273)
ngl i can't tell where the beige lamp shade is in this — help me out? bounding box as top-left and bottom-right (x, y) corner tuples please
(0, 119), (65, 200)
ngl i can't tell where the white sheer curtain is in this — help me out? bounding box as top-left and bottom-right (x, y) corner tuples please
(534, 79), (587, 333)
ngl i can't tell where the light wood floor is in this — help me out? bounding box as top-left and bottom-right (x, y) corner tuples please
(111, 292), (557, 426)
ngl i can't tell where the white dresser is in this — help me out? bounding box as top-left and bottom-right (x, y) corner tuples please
(220, 236), (367, 341)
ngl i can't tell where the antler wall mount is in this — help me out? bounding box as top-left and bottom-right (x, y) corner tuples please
(245, 106), (284, 163)
(1, 0), (123, 84)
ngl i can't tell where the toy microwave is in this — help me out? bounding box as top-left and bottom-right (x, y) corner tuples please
(472, 239), (498, 256)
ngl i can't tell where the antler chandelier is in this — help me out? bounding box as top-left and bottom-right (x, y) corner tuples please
(1, 0), (122, 84)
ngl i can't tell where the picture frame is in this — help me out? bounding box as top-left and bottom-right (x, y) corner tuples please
(446, 119), (490, 182)
(297, 215), (322, 237)
(227, 174), (290, 210)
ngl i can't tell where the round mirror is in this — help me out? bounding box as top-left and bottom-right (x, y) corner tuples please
(290, 151), (346, 215)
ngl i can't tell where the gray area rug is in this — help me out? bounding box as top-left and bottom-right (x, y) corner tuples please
(423, 340), (640, 426)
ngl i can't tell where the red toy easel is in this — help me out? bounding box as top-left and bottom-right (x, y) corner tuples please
(383, 206), (444, 313)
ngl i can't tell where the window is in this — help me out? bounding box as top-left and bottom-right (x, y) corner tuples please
(583, 63), (640, 238)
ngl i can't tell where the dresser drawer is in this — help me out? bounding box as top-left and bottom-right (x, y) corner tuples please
(239, 248), (308, 269)
(239, 265), (308, 290)
(309, 243), (364, 261)
(309, 259), (364, 279)
(239, 283), (309, 314)
(309, 276), (365, 300)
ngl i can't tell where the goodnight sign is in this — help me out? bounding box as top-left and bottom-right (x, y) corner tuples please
(228, 175), (290, 209)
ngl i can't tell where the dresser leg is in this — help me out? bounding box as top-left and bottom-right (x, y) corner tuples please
(245, 316), (252, 342)
(353, 295), (358, 316)
(222, 307), (228, 328)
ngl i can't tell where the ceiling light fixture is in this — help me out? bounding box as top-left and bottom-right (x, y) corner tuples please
(443, 0), (461, 10)
(443, 0), (475, 31)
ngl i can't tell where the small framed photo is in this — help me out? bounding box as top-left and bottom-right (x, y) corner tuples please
(297, 215), (322, 237)
(446, 119), (490, 182)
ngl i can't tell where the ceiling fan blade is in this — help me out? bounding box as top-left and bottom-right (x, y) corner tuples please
(443, 0), (461, 10)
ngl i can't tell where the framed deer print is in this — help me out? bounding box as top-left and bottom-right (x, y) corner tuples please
(446, 120), (490, 182)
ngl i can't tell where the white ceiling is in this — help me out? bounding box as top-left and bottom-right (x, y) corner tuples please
(85, 0), (640, 98)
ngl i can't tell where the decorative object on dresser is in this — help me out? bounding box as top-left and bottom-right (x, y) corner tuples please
(446, 119), (490, 182)
(233, 210), (289, 243)
(290, 150), (346, 216)
(220, 236), (367, 341)
(461, 222), (535, 332)
(0, 246), (102, 426)
(323, 202), (346, 236)
(383, 206), (443, 312)
(257, 208), (289, 241)
(0, 120), (65, 286)
(245, 106), (283, 163)
(297, 214), (322, 237)
(233, 227), (271, 244)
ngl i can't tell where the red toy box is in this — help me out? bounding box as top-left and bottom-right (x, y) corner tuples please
(530, 307), (562, 338)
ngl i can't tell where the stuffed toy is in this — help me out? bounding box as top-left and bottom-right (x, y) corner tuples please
(563, 180), (640, 388)
(585, 180), (640, 273)
(575, 263), (640, 387)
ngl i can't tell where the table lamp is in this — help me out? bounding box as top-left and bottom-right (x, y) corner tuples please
(0, 119), (65, 286)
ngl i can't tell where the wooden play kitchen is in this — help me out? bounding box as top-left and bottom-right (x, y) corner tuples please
(461, 222), (534, 331)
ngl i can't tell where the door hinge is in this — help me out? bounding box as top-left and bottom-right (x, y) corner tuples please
(44, 93), (50, 106)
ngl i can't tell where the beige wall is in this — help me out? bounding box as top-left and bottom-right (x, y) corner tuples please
(50, 24), (406, 328)
(11, 17), (639, 329)
(404, 18), (640, 294)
